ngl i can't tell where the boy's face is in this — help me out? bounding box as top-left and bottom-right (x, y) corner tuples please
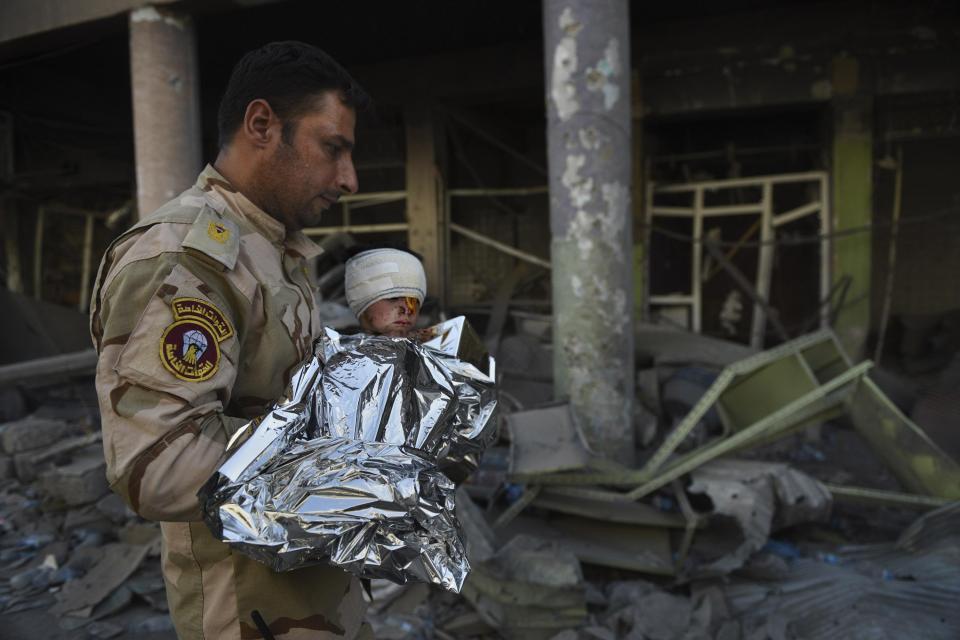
(360, 296), (420, 337)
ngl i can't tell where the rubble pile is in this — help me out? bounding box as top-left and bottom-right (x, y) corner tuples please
(361, 321), (960, 639)
(2, 311), (960, 639)
(0, 400), (174, 639)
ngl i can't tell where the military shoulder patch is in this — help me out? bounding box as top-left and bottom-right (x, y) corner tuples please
(182, 207), (240, 270)
(160, 297), (234, 382)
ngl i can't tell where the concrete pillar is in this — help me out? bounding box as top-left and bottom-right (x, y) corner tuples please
(630, 69), (645, 322)
(831, 55), (873, 358)
(0, 111), (21, 293)
(404, 104), (445, 306)
(543, 0), (635, 463)
(129, 6), (202, 218)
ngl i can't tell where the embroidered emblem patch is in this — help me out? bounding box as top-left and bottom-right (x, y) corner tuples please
(207, 221), (230, 244)
(160, 298), (234, 382)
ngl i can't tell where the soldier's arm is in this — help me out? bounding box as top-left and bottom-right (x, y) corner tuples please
(94, 244), (255, 522)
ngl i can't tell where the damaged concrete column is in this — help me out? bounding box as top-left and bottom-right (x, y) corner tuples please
(129, 6), (202, 218)
(543, 0), (635, 463)
(0, 111), (21, 293)
(830, 55), (873, 358)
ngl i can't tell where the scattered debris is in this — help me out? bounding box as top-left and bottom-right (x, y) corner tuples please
(1, 416), (72, 455)
(4, 318), (960, 640)
(717, 502), (960, 639)
(506, 404), (591, 476)
(686, 459), (831, 576)
(463, 535), (587, 639)
(0, 401), (171, 638)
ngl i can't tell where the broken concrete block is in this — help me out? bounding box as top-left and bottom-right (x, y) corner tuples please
(39, 453), (108, 506)
(128, 615), (175, 634)
(0, 387), (26, 423)
(0, 416), (71, 455)
(64, 504), (114, 534)
(507, 404), (591, 476)
(12, 432), (100, 483)
(87, 621), (124, 639)
(0, 454), (12, 480)
(463, 535), (587, 638)
(50, 542), (149, 617)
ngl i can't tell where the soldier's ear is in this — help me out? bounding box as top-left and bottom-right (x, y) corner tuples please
(242, 99), (279, 149)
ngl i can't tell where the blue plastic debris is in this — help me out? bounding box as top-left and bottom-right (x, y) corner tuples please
(763, 539), (802, 560)
(503, 483), (525, 504)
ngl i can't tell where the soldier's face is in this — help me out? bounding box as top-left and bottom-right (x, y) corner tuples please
(265, 92), (358, 230)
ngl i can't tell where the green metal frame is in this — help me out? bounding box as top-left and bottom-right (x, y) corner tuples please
(508, 329), (960, 501)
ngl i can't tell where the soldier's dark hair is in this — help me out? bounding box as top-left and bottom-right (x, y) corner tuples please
(217, 41), (370, 148)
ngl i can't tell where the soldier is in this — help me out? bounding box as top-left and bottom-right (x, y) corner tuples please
(90, 42), (372, 639)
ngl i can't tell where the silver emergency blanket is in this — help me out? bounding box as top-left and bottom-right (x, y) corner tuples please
(199, 317), (497, 593)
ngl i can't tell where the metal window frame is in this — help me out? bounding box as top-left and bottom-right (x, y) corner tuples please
(646, 171), (831, 347)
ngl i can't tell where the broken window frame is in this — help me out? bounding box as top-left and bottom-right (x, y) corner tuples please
(645, 171), (831, 347)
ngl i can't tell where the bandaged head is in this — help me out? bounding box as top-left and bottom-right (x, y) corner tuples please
(345, 248), (427, 318)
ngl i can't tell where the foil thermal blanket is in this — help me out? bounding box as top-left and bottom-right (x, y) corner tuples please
(199, 318), (497, 593)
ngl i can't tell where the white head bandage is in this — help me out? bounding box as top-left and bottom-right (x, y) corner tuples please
(345, 249), (427, 317)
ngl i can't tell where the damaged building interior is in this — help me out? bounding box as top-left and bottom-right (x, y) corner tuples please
(1, 0), (959, 638)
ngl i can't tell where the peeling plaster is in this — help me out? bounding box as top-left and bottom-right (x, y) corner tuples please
(571, 274), (584, 297)
(551, 9), (581, 121)
(558, 7), (581, 35)
(585, 38), (622, 110)
(564, 180), (628, 265)
(601, 181), (628, 234)
(577, 126), (606, 150)
(561, 154), (591, 209)
(131, 6), (187, 29)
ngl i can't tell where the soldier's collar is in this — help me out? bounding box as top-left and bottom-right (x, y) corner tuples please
(285, 231), (323, 260)
(196, 164), (286, 245)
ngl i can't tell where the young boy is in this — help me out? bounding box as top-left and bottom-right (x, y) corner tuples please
(344, 247), (426, 337)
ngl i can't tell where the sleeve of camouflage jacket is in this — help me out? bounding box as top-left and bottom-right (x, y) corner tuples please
(92, 225), (255, 522)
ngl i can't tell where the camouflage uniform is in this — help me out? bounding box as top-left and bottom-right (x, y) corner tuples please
(90, 165), (370, 639)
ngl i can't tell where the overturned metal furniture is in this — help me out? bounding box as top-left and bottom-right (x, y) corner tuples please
(511, 329), (960, 501)
(500, 329), (959, 578)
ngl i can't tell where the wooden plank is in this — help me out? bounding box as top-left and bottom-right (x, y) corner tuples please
(649, 206), (695, 217)
(632, 70), (646, 323)
(819, 174), (832, 328)
(701, 203), (765, 216)
(751, 183), (775, 348)
(79, 214), (95, 312)
(302, 223), (409, 236)
(447, 186), (547, 197)
(33, 206), (44, 300)
(449, 223), (550, 269)
(772, 200), (822, 227)
(0, 349), (98, 387)
(2, 203), (22, 293)
(404, 104), (444, 303)
(655, 171), (826, 193)
(691, 190), (704, 333)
